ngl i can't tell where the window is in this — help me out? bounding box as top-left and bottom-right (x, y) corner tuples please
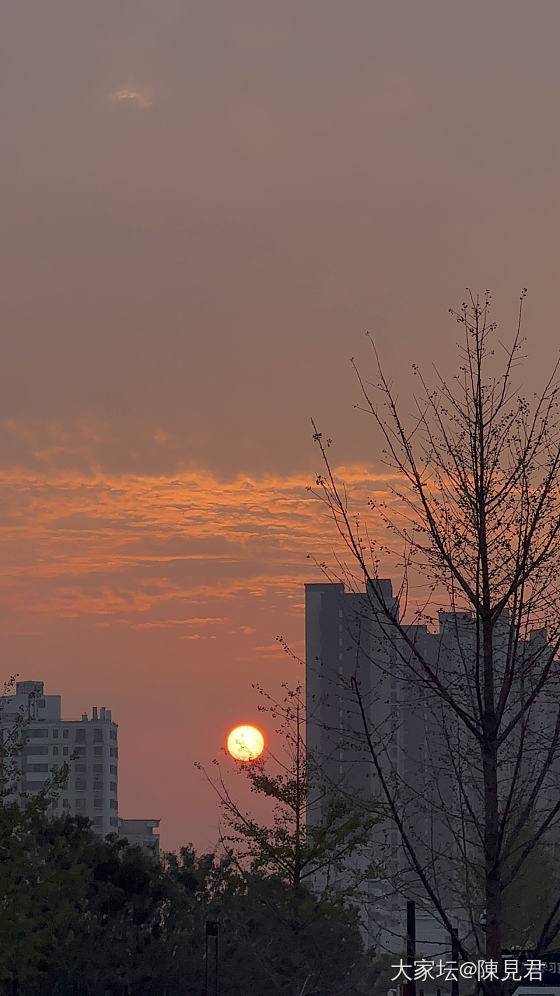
(94, 816), (102, 825)
(94, 746), (103, 757)
(110, 817), (118, 827)
(62, 799), (69, 809)
(62, 729), (69, 739)
(110, 729), (117, 741)
(93, 728), (103, 743)
(23, 781), (43, 792)
(74, 746), (86, 758)
(75, 799), (86, 811)
(38, 699), (46, 709)
(109, 800), (117, 810)
(52, 729), (59, 739)
(52, 746), (59, 756)
(28, 729), (48, 738)
(63, 747), (69, 756)
(26, 763), (48, 772)
(75, 763), (87, 773)
(51, 798), (59, 809)
(94, 797), (103, 809)
(75, 729), (86, 744)
(75, 778), (86, 791)
(110, 765), (117, 776)
(24, 745), (48, 756)
(110, 782), (117, 793)
(110, 748), (117, 758)
(93, 763), (103, 773)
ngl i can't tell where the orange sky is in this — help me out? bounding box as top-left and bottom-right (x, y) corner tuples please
(2, 0), (560, 849)
(0, 457), (396, 849)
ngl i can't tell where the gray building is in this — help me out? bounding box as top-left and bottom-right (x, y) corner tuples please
(306, 579), (560, 953)
(306, 580), (450, 951)
(118, 818), (160, 856)
(0, 680), (119, 837)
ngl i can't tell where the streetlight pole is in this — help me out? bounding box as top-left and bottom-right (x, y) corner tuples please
(205, 920), (219, 996)
(407, 901), (416, 996)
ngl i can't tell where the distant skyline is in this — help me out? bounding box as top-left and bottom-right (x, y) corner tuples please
(2, 0), (560, 849)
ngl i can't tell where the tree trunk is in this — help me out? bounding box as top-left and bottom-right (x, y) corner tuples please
(483, 739), (501, 960)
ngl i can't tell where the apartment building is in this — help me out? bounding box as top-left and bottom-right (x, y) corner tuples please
(0, 680), (119, 838)
(305, 580), (560, 953)
(305, 580), (450, 951)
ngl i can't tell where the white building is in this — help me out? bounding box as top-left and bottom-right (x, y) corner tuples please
(0, 680), (119, 837)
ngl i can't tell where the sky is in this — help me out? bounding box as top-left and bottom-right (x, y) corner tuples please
(2, 0), (560, 851)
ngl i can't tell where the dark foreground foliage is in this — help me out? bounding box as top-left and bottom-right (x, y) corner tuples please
(0, 799), (376, 996)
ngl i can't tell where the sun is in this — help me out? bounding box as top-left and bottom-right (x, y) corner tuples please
(227, 724), (265, 762)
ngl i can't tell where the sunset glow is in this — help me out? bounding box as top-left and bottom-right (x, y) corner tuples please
(3, 0), (559, 859)
(0, 456), (395, 849)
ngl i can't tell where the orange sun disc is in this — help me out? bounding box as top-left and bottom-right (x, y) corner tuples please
(227, 724), (265, 762)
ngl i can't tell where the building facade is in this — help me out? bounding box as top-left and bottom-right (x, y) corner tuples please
(305, 581), (450, 951)
(0, 680), (119, 838)
(118, 818), (160, 856)
(305, 580), (560, 953)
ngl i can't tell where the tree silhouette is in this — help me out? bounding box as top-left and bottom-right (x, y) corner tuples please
(311, 291), (560, 983)
(197, 683), (380, 993)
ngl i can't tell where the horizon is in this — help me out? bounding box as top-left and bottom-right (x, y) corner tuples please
(3, 0), (560, 852)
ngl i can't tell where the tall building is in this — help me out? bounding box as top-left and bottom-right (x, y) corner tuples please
(305, 580), (449, 951)
(0, 680), (119, 838)
(305, 580), (560, 953)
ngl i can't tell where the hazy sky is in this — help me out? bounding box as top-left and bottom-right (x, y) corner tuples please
(2, 1), (560, 849)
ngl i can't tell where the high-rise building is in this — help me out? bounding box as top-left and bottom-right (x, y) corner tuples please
(0, 680), (119, 837)
(306, 578), (560, 953)
(306, 580), (448, 951)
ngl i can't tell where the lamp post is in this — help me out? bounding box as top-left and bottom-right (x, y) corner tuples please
(407, 901), (416, 996)
(205, 920), (219, 996)
(450, 927), (459, 996)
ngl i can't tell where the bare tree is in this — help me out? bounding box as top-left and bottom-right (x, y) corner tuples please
(310, 291), (560, 979)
